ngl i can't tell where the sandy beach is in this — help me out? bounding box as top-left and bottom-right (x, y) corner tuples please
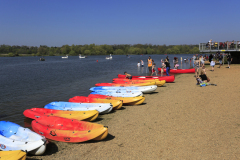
(28, 64), (240, 160)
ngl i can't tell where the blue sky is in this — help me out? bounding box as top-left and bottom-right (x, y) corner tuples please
(0, 0), (240, 47)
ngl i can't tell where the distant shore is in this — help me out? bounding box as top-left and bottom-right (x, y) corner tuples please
(27, 64), (240, 159)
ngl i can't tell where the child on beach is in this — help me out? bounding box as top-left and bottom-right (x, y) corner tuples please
(161, 61), (166, 76)
(151, 63), (157, 76)
(124, 72), (132, 79)
(174, 57), (179, 69)
(210, 59), (215, 71)
(201, 66), (207, 75)
(196, 71), (207, 86)
(196, 70), (216, 87)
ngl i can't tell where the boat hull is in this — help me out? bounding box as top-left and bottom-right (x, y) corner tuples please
(0, 150), (26, 160)
(44, 102), (113, 114)
(68, 97), (122, 110)
(31, 116), (108, 143)
(88, 94), (145, 105)
(117, 74), (175, 83)
(159, 68), (195, 73)
(23, 108), (99, 122)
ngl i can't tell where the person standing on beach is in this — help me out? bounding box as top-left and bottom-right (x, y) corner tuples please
(218, 53), (223, 68)
(141, 60), (144, 67)
(200, 55), (205, 67)
(151, 63), (157, 76)
(174, 57), (179, 69)
(166, 56), (169, 62)
(161, 61), (166, 76)
(209, 54), (213, 62)
(148, 56), (153, 73)
(227, 53), (232, 68)
(165, 59), (170, 76)
(194, 57), (200, 77)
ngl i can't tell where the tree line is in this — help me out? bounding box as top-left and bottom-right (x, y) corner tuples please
(0, 44), (200, 57)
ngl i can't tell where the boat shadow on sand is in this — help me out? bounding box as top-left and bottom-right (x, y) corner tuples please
(82, 133), (115, 144)
(138, 102), (147, 105)
(26, 141), (58, 159)
(92, 117), (104, 122)
(26, 133), (115, 159)
(147, 91), (159, 94)
(116, 107), (126, 110)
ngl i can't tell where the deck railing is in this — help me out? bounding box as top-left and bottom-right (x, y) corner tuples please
(199, 41), (240, 52)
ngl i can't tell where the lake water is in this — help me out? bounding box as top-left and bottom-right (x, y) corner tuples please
(0, 54), (194, 126)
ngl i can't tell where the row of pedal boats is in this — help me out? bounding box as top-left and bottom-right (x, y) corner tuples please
(0, 74), (178, 159)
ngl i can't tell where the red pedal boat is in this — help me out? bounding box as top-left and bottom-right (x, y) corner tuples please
(158, 68), (195, 73)
(95, 81), (154, 87)
(117, 74), (175, 83)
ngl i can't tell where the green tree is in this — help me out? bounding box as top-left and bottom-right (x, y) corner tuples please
(84, 50), (91, 55)
(61, 45), (71, 55)
(172, 46), (180, 54)
(49, 51), (55, 56)
(165, 48), (172, 54)
(69, 50), (76, 56)
(113, 49), (125, 55)
(182, 45), (190, 53)
(38, 46), (48, 55)
(8, 52), (14, 57)
(191, 47), (199, 53)
(146, 47), (154, 54)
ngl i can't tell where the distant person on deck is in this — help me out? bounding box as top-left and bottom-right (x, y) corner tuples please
(206, 42), (210, 49)
(137, 62), (140, 67)
(165, 59), (170, 76)
(124, 72), (132, 79)
(148, 56), (153, 73)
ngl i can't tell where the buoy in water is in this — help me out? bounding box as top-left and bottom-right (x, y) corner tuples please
(96, 60), (98, 62)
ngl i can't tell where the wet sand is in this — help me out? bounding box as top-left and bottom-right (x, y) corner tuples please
(28, 64), (240, 160)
